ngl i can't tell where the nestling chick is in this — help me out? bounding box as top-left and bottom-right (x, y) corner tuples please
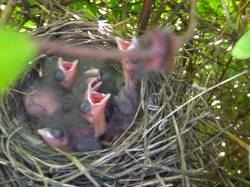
(23, 31), (173, 151)
(38, 127), (100, 151)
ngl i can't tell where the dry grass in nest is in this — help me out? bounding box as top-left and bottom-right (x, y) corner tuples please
(0, 19), (231, 187)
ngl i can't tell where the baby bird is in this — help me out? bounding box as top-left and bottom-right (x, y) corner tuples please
(23, 31), (172, 151)
(38, 127), (101, 151)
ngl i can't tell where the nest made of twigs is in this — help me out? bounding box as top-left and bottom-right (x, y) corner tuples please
(0, 19), (226, 187)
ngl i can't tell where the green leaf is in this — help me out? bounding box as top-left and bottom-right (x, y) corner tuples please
(0, 29), (37, 95)
(108, 0), (119, 7)
(132, 4), (142, 13)
(23, 20), (37, 29)
(68, 2), (85, 11)
(84, 3), (99, 18)
(68, 2), (99, 19)
(247, 22), (250, 31)
(232, 30), (250, 59)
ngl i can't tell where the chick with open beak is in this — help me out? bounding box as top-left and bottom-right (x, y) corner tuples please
(80, 73), (111, 137)
(24, 30), (174, 152)
(97, 37), (141, 139)
(55, 57), (79, 89)
(115, 36), (140, 94)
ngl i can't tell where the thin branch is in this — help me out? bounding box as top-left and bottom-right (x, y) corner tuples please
(36, 29), (176, 72)
(221, 0), (233, 28)
(143, 70), (248, 136)
(0, 0), (17, 26)
(137, 0), (152, 36)
(170, 103), (190, 187)
(205, 119), (249, 151)
(176, 0), (197, 49)
(37, 39), (156, 61)
(60, 0), (84, 6)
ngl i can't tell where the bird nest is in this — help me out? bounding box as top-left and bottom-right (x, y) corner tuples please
(0, 19), (224, 187)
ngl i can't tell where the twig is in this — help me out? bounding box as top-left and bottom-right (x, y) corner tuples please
(56, 149), (100, 187)
(137, 0), (152, 36)
(221, 0), (234, 28)
(61, 0), (83, 5)
(175, 0), (197, 49)
(166, 1), (185, 27)
(206, 118), (249, 151)
(169, 103), (190, 187)
(144, 70), (248, 136)
(0, 0), (17, 25)
(237, 0), (250, 17)
(207, 57), (233, 100)
(37, 39), (156, 60)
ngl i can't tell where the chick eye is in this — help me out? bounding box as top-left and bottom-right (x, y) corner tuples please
(80, 100), (91, 113)
(51, 128), (64, 138)
(55, 69), (65, 81)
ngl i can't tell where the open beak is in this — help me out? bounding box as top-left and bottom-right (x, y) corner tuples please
(115, 36), (139, 51)
(81, 78), (111, 137)
(56, 57), (79, 88)
(115, 37), (140, 94)
(84, 68), (101, 78)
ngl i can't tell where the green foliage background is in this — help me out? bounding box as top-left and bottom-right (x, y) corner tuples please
(0, 28), (36, 94)
(0, 0), (249, 185)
